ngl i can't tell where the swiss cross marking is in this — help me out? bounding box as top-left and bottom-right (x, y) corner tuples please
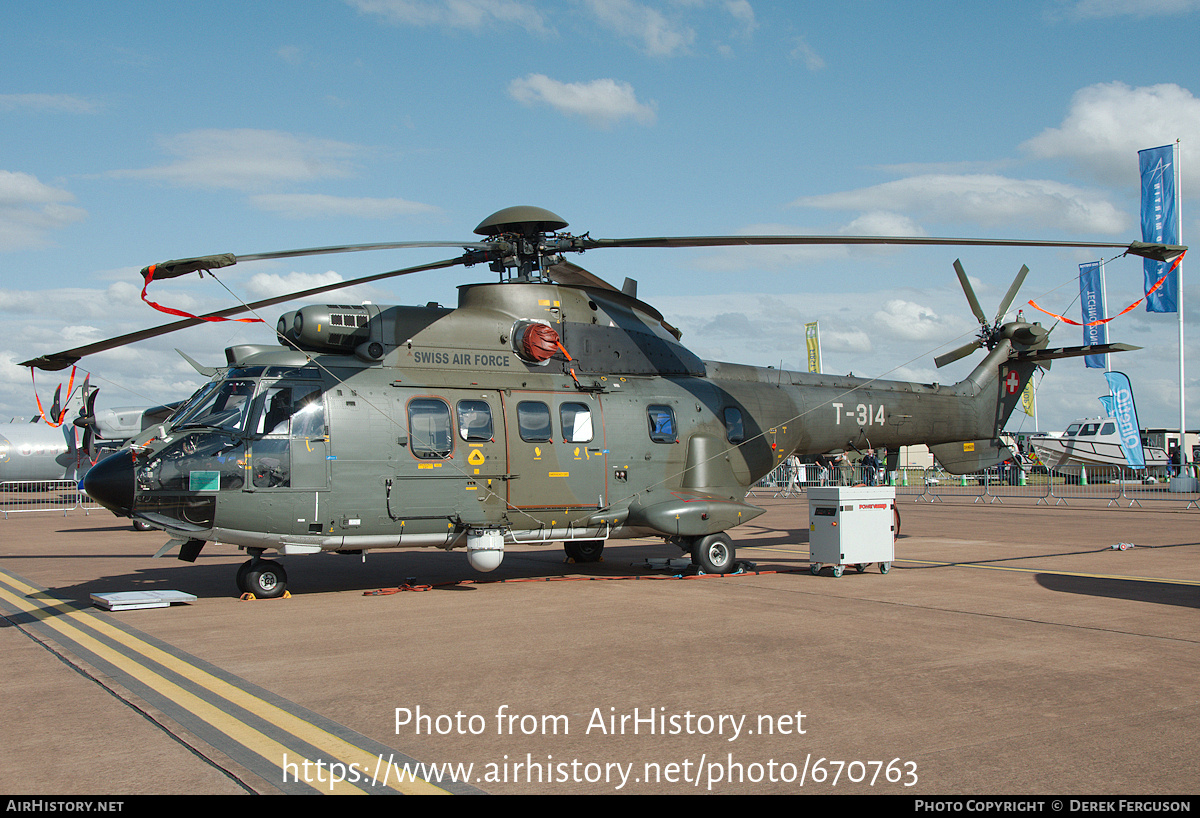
(1005, 371), (1021, 394)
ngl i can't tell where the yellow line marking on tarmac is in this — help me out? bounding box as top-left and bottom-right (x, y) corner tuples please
(0, 574), (448, 795)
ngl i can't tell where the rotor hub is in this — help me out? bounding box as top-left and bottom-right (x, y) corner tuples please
(474, 206), (568, 238)
(474, 206), (571, 282)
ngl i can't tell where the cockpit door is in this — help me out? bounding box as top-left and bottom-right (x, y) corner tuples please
(246, 381), (329, 491)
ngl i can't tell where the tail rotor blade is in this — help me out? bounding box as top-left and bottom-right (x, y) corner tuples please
(934, 340), (982, 368)
(994, 265), (1030, 324)
(953, 260), (988, 327)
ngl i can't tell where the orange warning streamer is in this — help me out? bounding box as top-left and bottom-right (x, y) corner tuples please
(30, 366), (75, 428)
(1027, 250), (1186, 326)
(141, 263), (264, 324)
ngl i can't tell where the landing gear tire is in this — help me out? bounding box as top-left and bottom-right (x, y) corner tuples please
(690, 533), (736, 574)
(564, 539), (605, 563)
(237, 559), (288, 599)
(132, 519), (153, 531)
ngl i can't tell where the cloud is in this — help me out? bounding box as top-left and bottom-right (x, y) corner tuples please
(722, 0), (757, 36)
(243, 270), (385, 304)
(110, 129), (365, 191)
(1058, 0), (1200, 17)
(275, 45), (304, 65)
(0, 171), (87, 250)
(872, 299), (966, 342)
(842, 211), (927, 237)
(791, 173), (1129, 234)
(250, 193), (439, 219)
(508, 74), (656, 128)
(346, 0), (550, 34)
(0, 94), (101, 114)
(1021, 82), (1200, 190)
(583, 0), (695, 56)
(789, 36), (825, 71)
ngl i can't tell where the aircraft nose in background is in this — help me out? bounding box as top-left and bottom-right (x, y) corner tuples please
(82, 450), (135, 517)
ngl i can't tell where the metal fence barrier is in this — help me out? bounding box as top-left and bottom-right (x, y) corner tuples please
(747, 464), (928, 497)
(747, 463), (1200, 509)
(1, 480), (100, 517)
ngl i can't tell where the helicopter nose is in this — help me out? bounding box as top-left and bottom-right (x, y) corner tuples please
(83, 449), (135, 517)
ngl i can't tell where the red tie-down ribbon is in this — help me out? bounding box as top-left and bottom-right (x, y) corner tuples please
(140, 263), (264, 324)
(1027, 250), (1186, 326)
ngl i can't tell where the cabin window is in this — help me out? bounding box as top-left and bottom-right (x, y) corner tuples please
(1065, 424), (1081, 435)
(457, 400), (493, 442)
(255, 383), (324, 437)
(1080, 423), (1099, 436)
(647, 404), (676, 443)
(517, 401), (552, 442)
(723, 407), (745, 444)
(1100, 423), (1116, 436)
(408, 398), (453, 458)
(560, 403), (593, 443)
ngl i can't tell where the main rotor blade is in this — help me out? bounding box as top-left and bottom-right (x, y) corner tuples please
(570, 235), (1186, 260)
(141, 242), (494, 281)
(237, 240), (495, 264)
(22, 255), (470, 370)
(934, 340), (983, 369)
(994, 264), (1030, 325)
(953, 260), (988, 327)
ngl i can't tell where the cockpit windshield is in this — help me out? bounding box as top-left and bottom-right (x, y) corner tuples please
(166, 380), (221, 428)
(173, 379), (257, 433)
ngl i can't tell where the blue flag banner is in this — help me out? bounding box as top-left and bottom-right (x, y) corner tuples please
(1079, 261), (1108, 369)
(1139, 144), (1179, 313)
(1103, 371), (1145, 469)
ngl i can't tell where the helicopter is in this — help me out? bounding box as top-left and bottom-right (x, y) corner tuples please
(21, 206), (1184, 598)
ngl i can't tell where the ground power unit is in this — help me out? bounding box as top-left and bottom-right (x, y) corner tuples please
(808, 486), (896, 577)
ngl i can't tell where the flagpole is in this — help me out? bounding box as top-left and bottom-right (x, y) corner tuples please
(1176, 140), (1186, 467)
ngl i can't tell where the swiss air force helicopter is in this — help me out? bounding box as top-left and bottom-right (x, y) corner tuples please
(21, 206), (1185, 598)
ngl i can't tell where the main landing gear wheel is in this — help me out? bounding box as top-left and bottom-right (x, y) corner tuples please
(564, 539), (605, 563)
(237, 558), (288, 599)
(690, 533), (736, 574)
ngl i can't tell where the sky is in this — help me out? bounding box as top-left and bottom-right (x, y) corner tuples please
(2, 0), (1199, 437)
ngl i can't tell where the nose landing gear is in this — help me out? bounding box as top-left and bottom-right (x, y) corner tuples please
(236, 553), (289, 599)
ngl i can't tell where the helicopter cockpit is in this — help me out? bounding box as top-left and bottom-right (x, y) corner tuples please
(134, 365), (327, 526)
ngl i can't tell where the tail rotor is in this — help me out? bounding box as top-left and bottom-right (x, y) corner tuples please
(934, 261), (1033, 368)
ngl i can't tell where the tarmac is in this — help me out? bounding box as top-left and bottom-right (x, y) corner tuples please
(1, 494), (1197, 796)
